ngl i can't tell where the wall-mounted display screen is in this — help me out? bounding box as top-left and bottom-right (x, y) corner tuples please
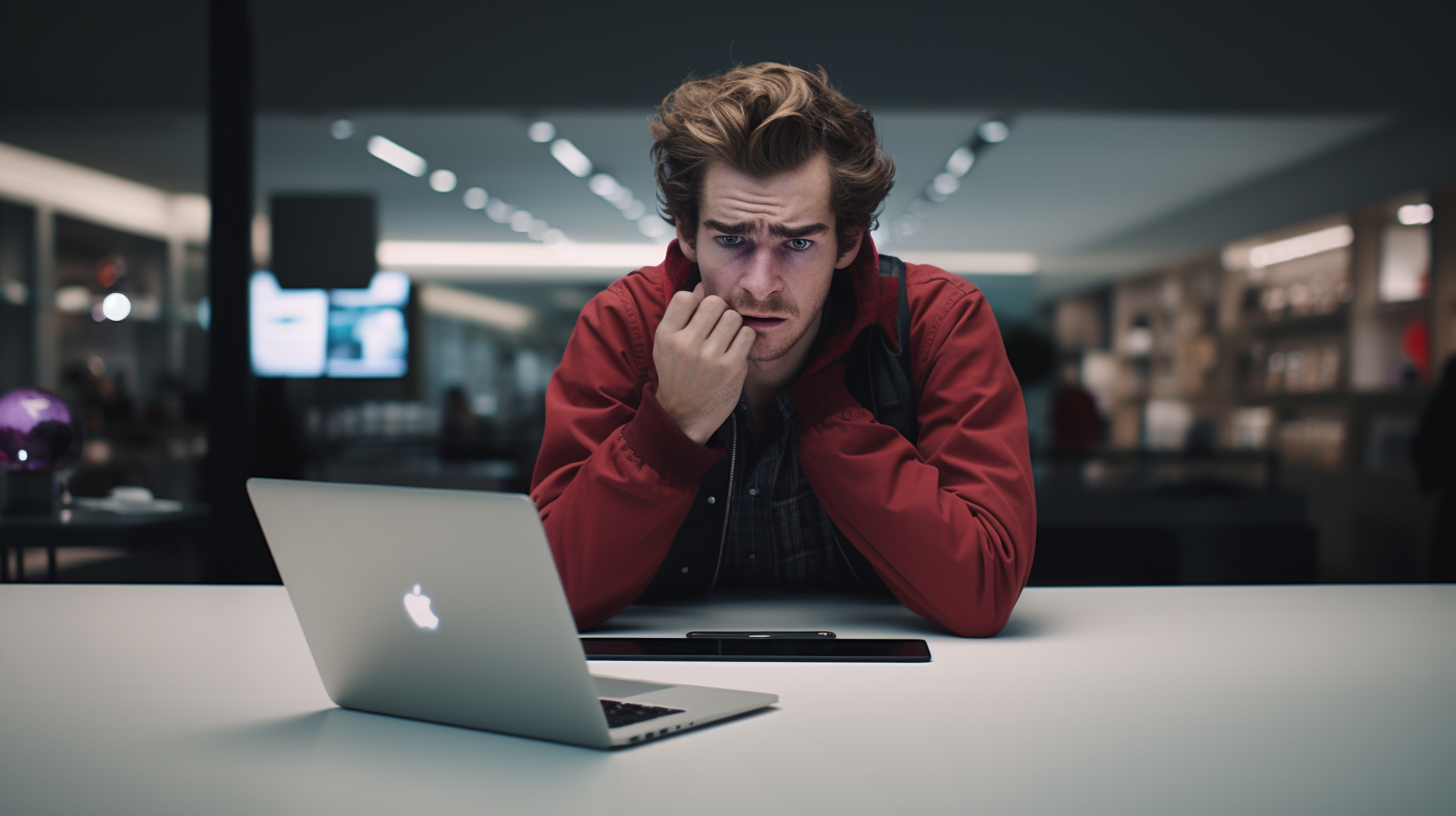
(251, 271), (409, 378)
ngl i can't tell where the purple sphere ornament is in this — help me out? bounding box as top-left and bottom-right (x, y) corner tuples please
(0, 388), (82, 515)
(0, 387), (81, 471)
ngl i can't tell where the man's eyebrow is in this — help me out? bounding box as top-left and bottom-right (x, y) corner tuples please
(702, 219), (829, 239)
(702, 219), (751, 235)
(769, 222), (829, 239)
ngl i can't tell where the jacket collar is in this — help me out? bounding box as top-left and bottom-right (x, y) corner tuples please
(656, 235), (896, 381)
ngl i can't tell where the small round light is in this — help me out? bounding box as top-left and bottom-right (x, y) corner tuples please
(977, 120), (1010, 144)
(486, 200), (513, 224)
(462, 187), (487, 210)
(946, 146), (975, 177)
(527, 121), (556, 143)
(429, 169), (457, 193)
(1, 280), (27, 305)
(527, 220), (549, 240)
(932, 173), (960, 196)
(623, 201), (647, 220)
(330, 119), (355, 140)
(510, 210), (534, 232)
(542, 229), (567, 246)
(101, 292), (131, 321)
(589, 174), (620, 197)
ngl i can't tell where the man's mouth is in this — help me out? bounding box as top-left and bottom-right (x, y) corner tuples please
(740, 315), (787, 329)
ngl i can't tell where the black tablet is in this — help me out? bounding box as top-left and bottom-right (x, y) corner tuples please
(581, 637), (930, 662)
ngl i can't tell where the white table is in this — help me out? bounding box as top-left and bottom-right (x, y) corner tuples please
(2, 584), (1453, 815)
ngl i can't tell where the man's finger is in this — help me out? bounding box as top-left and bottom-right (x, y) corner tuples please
(659, 286), (704, 334)
(683, 294), (731, 340)
(702, 307), (745, 355)
(727, 325), (756, 360)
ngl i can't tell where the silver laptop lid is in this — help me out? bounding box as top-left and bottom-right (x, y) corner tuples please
(246, 478), (611, 747)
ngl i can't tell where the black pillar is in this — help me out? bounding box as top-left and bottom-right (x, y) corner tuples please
(205, 0), (273, 582)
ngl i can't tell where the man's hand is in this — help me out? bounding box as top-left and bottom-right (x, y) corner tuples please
(653, 283), (756, 444)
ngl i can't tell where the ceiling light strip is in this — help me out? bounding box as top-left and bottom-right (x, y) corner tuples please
(378, 240), (664, 269)
(366, 135), (428, 177)
(1248, 225), (1353, 268)
(0, 139), (208, 242)
(883, 117), (1012, 245)
(418, 283), (536, 332)
(350, 124), (574, 245)
(896, 252), (1037, 275)
(531, 121), (671, 240)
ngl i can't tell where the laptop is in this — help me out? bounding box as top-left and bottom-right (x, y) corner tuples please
(246, 478), (777, 749)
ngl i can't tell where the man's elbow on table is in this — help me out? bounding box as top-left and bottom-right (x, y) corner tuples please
(912, 554), (1031, 638)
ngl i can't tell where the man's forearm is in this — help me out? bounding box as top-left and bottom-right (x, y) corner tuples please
(797, 410), (1035, 637)
(532, 385), (724, 628)
(786, 276), (1037, 638)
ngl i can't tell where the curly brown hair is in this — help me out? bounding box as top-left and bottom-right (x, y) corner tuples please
(650, 63), (895, 254)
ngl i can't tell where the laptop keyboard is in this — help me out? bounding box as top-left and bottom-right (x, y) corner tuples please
(600, 699), (684, 728)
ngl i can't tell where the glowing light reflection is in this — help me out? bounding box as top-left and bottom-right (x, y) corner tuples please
(102, 293), (131, 321)
(429, 169), (458, 193)
(1398, 203), (1434, 226)
(367, 136), (427, 177)
(549, 139), (593, 178)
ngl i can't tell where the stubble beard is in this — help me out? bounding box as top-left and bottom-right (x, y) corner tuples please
(747, 303), (822, 365)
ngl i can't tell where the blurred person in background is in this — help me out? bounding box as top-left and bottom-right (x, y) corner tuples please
(440, 385), (487, 461)
(530, 63), (1034, 636)
(1052, 354), (1102, 456)
(1412, 353), (1456, 582)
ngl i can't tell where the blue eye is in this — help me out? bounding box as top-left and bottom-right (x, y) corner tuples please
(716, 235), (744, 247)
(787, 238), (813, 251)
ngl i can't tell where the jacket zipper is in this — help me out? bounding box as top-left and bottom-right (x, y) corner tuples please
(707, 413), (737, 591)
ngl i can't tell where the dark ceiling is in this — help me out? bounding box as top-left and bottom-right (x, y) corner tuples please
(3, 0), (1453, 113)
(3, 1), (1454, 298)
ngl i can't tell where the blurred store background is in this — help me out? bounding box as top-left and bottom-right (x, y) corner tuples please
(1, 0), (1452, 586)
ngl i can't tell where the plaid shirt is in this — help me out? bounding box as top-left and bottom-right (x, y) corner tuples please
(715, 392), (859, 590)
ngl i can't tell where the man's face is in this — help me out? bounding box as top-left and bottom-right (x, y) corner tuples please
(679, 154), (862, 372)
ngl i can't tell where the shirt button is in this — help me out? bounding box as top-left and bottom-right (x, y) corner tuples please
(681, 567), (690, 573)
(707, 496), (716, 505)
(748, 486), (758, 496)
(748, 554), (757, 561)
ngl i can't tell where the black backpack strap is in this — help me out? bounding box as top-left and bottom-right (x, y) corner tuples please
(894, 254), (912, 370)
(843, 255), (918, 444)
(829, 254), (917, 595)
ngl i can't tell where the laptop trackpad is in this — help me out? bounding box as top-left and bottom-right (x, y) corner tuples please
(592, 676), (676, 699)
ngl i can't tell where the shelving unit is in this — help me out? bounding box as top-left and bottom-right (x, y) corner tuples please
(1051, 186), (1452, 581)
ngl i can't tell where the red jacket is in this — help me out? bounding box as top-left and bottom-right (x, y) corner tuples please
(530, 238), (1036, 636)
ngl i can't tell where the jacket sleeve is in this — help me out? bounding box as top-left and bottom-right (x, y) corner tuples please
(789, 277), (1035, 637)
(529, 287), (723, 629)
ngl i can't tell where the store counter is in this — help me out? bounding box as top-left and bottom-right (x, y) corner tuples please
(1, 584), (1451, 815)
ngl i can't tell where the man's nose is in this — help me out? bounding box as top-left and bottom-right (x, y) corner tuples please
(740, 248), (784, 300)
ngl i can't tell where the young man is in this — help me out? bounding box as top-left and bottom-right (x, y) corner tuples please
(530, 63), (1035, 636)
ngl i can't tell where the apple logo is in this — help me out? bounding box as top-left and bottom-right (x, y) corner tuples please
(403, 584), (440, 630)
